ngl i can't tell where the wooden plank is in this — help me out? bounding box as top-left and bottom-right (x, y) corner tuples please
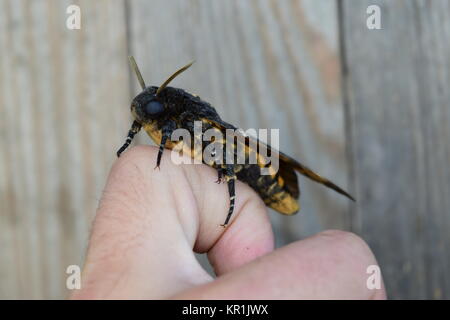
(127, 0), (350, 247)
(0, 0), (130, 299)
(341, 0), (450, 299)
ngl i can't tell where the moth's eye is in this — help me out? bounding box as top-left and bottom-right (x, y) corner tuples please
(144, 100), (164, 116)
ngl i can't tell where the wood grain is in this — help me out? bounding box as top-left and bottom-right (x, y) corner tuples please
(4, 0), (448, 300)
(0, 0), (349, 298)
(0, 0), (130, 299)
(341, 0), (450, 299)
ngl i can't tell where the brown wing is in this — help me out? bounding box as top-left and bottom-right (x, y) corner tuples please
(278, 152), (355, 201)
(278, 159), (300, 198)
(206, 119), (355, 201)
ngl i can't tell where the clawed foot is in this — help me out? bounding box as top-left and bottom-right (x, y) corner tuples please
(215, 177), (227, 184)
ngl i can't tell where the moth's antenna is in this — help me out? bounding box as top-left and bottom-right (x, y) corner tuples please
(156, 60), (195, 96)
(128, 56), (146, 90)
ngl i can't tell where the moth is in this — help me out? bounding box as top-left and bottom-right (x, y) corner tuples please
(117, 56), (354, 227)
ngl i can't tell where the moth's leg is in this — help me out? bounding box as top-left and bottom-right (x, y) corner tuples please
(117, 121), (142, 157)
(220, 165), (237, 227)
(215, 167), (224, 184)
(155, 120), (177, 169)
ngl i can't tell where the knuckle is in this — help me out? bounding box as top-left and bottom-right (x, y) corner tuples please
(317, 229), (375, 263)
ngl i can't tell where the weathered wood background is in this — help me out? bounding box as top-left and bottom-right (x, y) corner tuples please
(0, 0), (449, 299)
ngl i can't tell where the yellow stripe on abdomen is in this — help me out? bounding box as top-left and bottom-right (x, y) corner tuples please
(266, 191), (300, 215)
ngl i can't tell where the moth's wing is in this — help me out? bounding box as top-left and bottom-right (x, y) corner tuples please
(207, 119), (354, 201)
(207, 119), (300, 198)
(278, 151), (355, 201)
(278, 159), (300, 198)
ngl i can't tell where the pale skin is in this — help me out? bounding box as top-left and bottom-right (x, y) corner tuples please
(70, 146), (386, 299)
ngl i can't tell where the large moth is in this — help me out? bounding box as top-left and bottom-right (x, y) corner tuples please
(117, 57), (354, 227)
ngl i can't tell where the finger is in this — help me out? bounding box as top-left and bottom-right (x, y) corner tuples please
(180, 160), (275, 275)
(72, 146), (212, 299)
(204, 187), (274, 275)
(71, 145), (273, 299)
(174, 230), (387, 299)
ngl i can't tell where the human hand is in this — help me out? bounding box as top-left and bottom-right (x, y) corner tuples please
(70, 146), (386, 299)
